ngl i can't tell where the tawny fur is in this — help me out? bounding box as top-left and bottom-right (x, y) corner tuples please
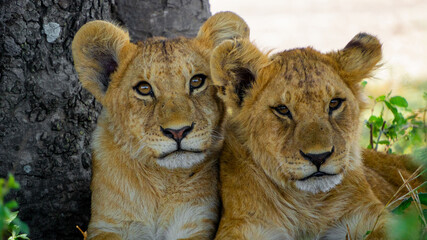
(72, 12), (249, 240)
(362, 149), (424, 205)
(210, 35), (404, 239)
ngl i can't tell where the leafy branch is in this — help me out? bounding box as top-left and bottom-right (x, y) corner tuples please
(1, 174), (29, 240)
(364, 91), (426, 153)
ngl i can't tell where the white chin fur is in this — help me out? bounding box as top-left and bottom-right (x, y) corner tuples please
(295, 174), (343, 194)
(156, 152), (206, 169)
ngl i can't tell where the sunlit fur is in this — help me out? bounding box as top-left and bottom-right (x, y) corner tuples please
(294, 174), (343, 194)
(72, 11), (249, 240)
(362, 149), (424, 205)
(210, 34), (402, 239)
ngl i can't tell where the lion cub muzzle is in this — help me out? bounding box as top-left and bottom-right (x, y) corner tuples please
(156, 122), (206, 169)
(299, 146), (334, 170)
(160, 123), (194, 143)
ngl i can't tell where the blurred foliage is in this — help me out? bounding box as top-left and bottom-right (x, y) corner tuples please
(389, 206), (426, 240)
(362, 81), (427, 239)
(0, 174), (29, 240)
(363, 87), (426, 154)
(387, 148), (427, 239)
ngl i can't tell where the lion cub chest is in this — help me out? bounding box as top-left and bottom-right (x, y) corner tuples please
(88, 123), (219, 240)
(119, 198), (217, 240)
(90, 164), (218, 240)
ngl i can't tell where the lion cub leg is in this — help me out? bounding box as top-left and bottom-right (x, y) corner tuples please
(214, 218), (290, 240)
(89, 232), (122, 240)
(321, 202), (388, 240)
(87, 218), (124, 240)
(161, 199), (219, 240)
(175, 226), (216, 240)
(363, 213), (389, 240)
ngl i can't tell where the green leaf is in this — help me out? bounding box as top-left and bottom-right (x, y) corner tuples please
(368, 115), (378, 123)
(392, 198), (413, 214)
(5, 200), (18, 210)
(418, 193), (427, 205)
(361, 81), (367, 87)
(384, 101), (407, 127)
(6, 211), (18, 224)
(388, 207), (422, 239)
(364, 230), (372, 239)
(0, 203), (6, 217)
(1, 179), (10, 198)
(392, 193), (427, 215)
(393, 112), (407, 127)
(385, 101), (398, 115)
(378, 140), (390, 145)
(16, 234), (29, 240)
(376, 95), (386, 102)
(0, 221), (3, 238)
(2, 206), (12, 221)
(375, 116), (384, 129)
(12, 218), (30, 235)
(7, 174), (20, 190)
(11, 223), (20, 234)
(388, 127), (398, 140)
(390, 96), (408, 108)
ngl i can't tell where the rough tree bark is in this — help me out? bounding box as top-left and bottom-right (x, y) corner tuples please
(115, 0), (211, 40)
(0, 0), (210, 239)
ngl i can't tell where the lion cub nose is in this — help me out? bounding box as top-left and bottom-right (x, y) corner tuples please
(160, 123), (194, 143)
(299, 147), (335, 169)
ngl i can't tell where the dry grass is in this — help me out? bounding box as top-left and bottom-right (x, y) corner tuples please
(365, 165), (427, 239)
(76, 225), (87, 240)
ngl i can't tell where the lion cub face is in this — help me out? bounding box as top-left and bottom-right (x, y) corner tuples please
(249, 53), (362, 193)
(107, 39), (223, 169)
(72, 13), (249, 169)
(212, 34), (381, 193)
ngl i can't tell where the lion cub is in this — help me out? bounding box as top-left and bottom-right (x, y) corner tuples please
(72, 12), (249, 239)
(211, 34), (394, 239)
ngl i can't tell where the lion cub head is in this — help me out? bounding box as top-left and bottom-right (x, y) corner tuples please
(72, 12), (249, 169)
(212, 34), (381, 193)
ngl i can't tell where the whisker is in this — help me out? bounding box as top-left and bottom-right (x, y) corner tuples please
(133, 138), (146, 157)
(276, 160), (285, 172)
(211, 130), (224, 141)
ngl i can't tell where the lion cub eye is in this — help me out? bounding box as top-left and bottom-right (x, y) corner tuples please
(134, 81), (154, 96)
(329, 98), (346, 113)
(189, 74), (207, 93)
(272, 105), (293, 119)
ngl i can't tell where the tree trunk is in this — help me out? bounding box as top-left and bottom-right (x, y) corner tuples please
(0, 0), (210, 239)
(115, 0), (211, 40)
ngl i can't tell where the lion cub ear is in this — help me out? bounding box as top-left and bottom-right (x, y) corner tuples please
(196, 11), (250, 48)
(211, 39), (268, 108)
(329, 33), (382, 84)
(72, 21), (133, 104)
